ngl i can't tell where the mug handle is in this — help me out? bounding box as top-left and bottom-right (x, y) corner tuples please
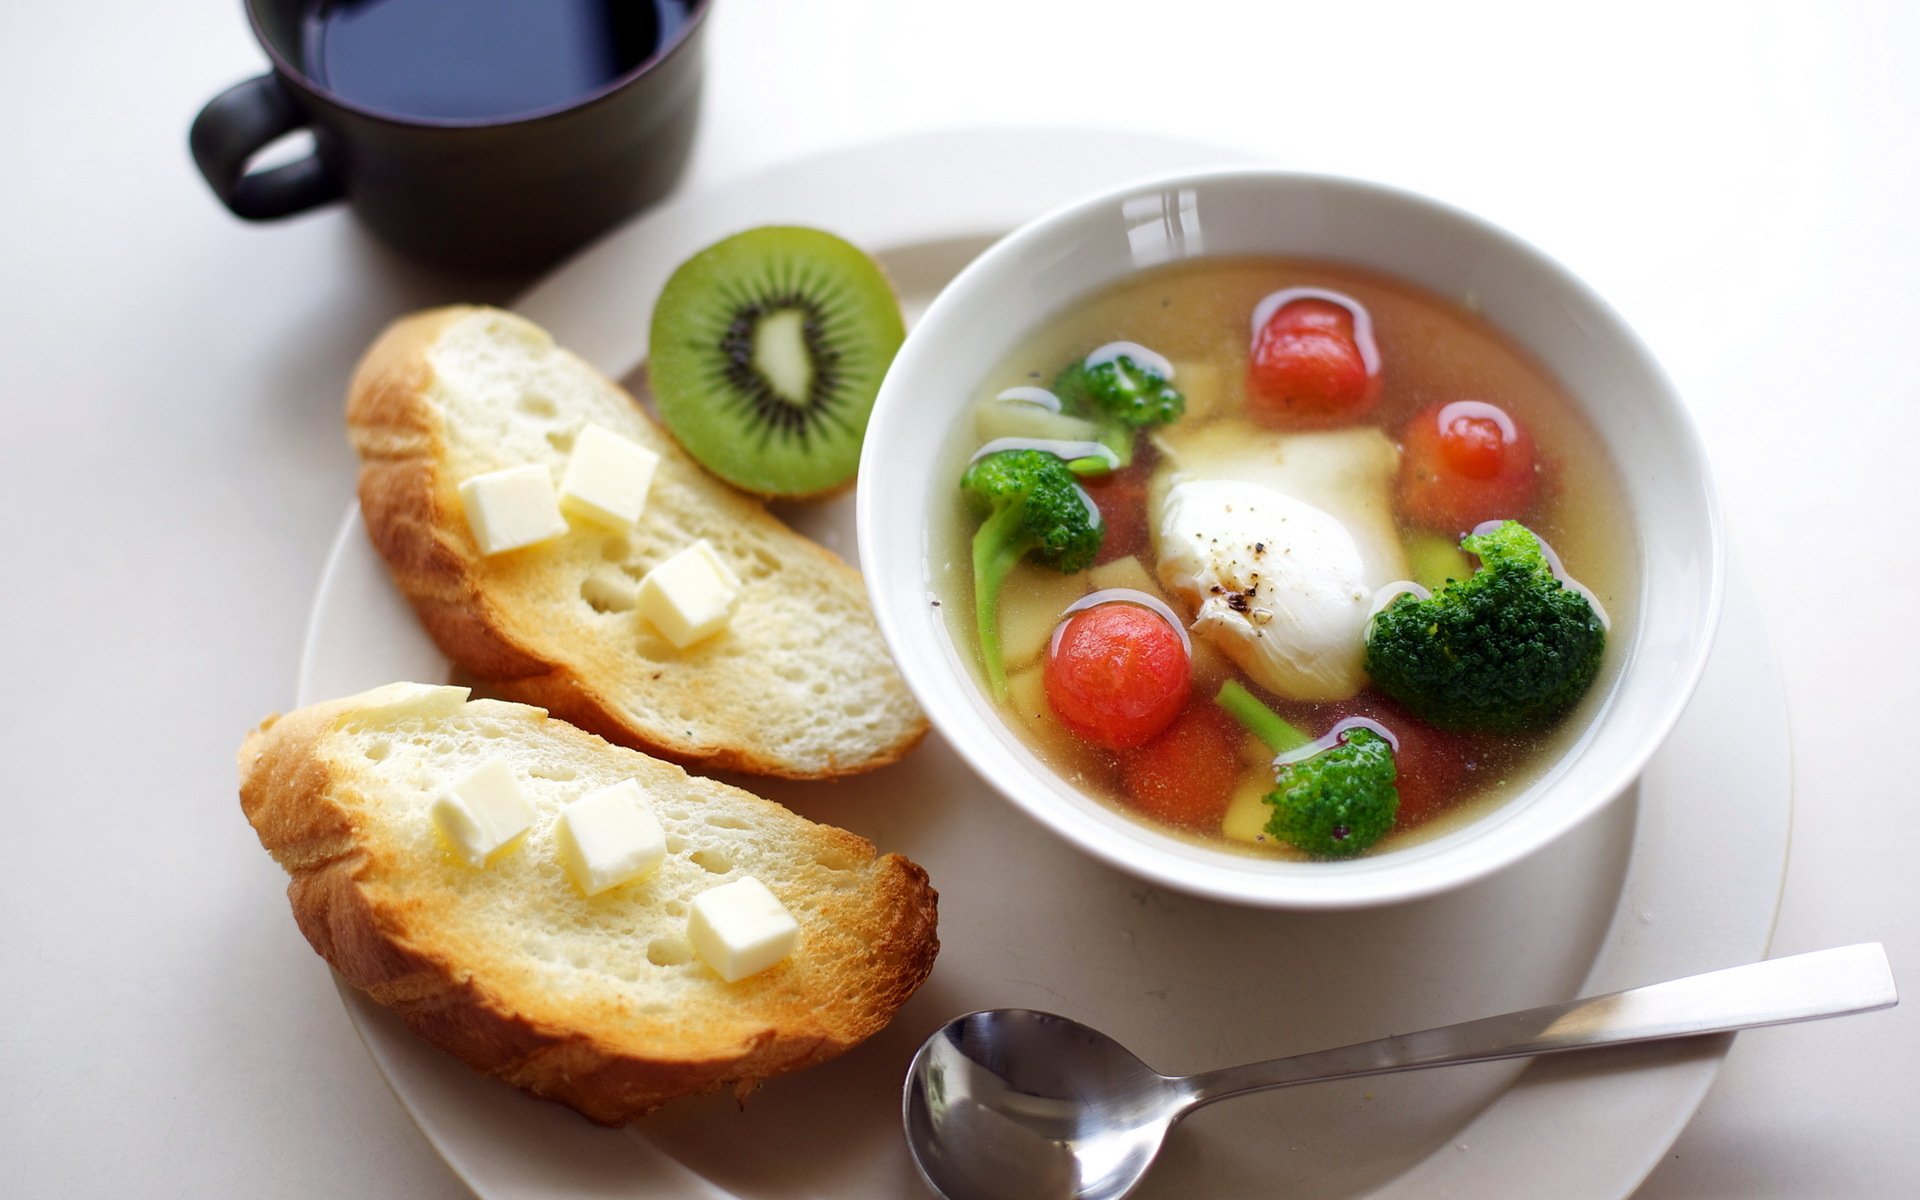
(189, 74), (345, 220)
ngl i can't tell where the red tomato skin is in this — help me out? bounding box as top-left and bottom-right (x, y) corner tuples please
(1396, 400), (1541, 531)
(1267, 298), (1352, 335)
(1438, 413), (1508, 478)
(1247, 299), (1381, 429)
(1044, 604), (1191, 751)
(1119, 703), (1242, 829)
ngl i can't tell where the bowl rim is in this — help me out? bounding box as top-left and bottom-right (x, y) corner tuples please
(857, 165), (1725, 909)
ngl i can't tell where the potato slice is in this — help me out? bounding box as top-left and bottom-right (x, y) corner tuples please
(1171, 361), (1235, 422)
(997, 562), (1089, 671)
(1221, 776), (1276, 845)
(972, 398), (1101, 444)
(1006, 664), (1052, 736)
(1087, 555), (1163, 598)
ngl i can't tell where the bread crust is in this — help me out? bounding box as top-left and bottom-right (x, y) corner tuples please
(351, 310), (552, 684)
(346, 306), (928, 779)
(239, 692), (939, 1125)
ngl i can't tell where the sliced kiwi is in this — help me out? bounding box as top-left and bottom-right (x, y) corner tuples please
(648, 226), (905, 498)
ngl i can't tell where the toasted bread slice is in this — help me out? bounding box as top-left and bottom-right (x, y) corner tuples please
(238, 684), (939, 1125)
(347, 306), (926, 779)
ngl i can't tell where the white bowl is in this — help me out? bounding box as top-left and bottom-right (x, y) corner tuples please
(856, 169), (1722, 909)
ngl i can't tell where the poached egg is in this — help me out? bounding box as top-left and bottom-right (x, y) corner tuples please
(1150, 420), (1406, 702)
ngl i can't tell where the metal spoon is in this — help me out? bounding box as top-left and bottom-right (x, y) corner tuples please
(903, 943), (1896, 1200)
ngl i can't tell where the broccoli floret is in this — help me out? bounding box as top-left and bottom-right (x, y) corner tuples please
(1052, 353), (1185, 466)
(1266, 728), (1399, 858)
(1213, 681), (1398, 857)
(1365, 520), (1607, 733)
(962, 448), (1105, 697)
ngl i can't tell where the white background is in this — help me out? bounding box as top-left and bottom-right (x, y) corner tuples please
(2, 0), (1915, 1195)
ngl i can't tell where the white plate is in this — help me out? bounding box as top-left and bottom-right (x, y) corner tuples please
(297, 129), (1790, 1200)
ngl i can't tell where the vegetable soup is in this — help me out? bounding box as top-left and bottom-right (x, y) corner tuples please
(930, 257), (1638, 859)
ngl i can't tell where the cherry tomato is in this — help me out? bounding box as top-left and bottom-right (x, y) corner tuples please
(1396, 399), (1540, 531)
(1246, 298), (1381, 429)
(1044, 603), (1190, 750)
(1119, 702), (1242, 829)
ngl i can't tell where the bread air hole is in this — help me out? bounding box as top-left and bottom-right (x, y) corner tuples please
(647, 937), (693, 967)
(691, 849), (733, 874)
(529, 764), (577, 781)
(580, 575), (635, 614)
(745, 549), (781, 580)
(705, 815), (749, 829)
(364, 740), (391, 761)
(517, 393), (558, 419)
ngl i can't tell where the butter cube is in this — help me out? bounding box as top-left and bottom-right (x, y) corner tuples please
(636, 540), (743, 649)
(351, 682), (471, 718)
(458, 465), (568, 555)
(555, 779), (667, 896)
(688, 876), (800, 983)
(431, 758), (536, 866)
(558, 424), (660, 528)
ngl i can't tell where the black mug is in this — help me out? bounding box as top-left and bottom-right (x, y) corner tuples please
(190, 0), (710, 270)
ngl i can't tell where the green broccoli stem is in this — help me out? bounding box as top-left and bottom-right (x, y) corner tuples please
(1213, 680), (1311, 754)
(1095, 422), (1136, 468)
(972, 502), (1034, 700)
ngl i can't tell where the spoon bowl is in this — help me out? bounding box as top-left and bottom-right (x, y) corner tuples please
(904, 1010), (1184, 1200)
(903, 945), (1897, 1200)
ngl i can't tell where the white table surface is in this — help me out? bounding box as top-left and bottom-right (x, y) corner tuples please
(3, 1), (1915, 1195)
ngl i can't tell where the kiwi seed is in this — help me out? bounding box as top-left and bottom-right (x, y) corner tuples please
(648, 226), (905, 498)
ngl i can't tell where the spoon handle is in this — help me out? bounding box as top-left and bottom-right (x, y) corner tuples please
(1183, 943), (1896, 1108)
